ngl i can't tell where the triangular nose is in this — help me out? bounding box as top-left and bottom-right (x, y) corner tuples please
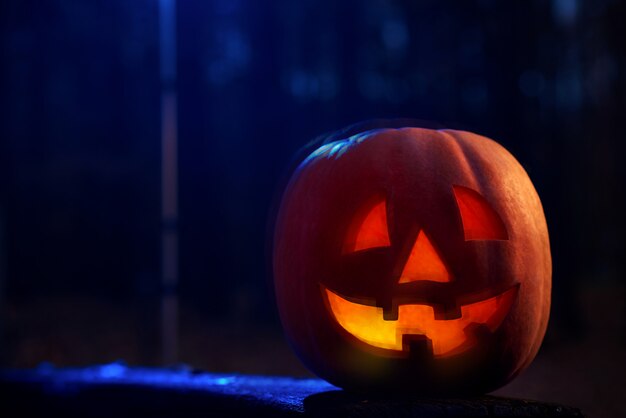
(398, 231), (451, 283)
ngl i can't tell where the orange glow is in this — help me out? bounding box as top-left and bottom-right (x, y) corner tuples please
(344, 200), (391, 253)
(453, 186), (508, 241)
(324, 286), (517, 357)
(399, 231), (450, 283)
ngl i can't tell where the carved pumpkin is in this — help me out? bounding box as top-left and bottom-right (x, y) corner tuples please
(273, 127), (551, 394)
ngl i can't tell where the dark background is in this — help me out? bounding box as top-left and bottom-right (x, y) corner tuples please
(1, 1), (624, 416)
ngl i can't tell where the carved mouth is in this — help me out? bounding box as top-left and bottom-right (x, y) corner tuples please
(323, 285), (518, 358)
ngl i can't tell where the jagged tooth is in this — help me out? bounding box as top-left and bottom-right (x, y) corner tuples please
(433, 304), (462, 320)
(382, 302), (399, 321)
(402, 334), (434, 360)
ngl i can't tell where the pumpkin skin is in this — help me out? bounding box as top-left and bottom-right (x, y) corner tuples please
(273, 127), (551, 395)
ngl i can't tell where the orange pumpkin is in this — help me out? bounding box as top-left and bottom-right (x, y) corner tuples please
(273, 127), (551, 394)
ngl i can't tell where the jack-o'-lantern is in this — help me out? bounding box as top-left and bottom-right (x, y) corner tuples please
(273, 126), (551, 394)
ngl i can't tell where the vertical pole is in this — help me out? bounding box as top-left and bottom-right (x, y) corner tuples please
(159, 0), (178, 365)
(0, 206), (5, 363)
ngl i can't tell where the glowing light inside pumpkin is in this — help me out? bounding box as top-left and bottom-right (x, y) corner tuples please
(399, 231), (450, 283)
(324, 286), (517, 357)
(453, 185), (509, 241)
(344, 199), (391, 253)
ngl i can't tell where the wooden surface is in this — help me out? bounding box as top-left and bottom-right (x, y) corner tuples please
(0, 363), (585, 417)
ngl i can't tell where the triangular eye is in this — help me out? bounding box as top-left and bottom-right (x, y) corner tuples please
(453, 185), (508, 241)
(343, 199), (391, 253)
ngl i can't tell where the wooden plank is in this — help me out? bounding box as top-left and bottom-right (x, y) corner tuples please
(0, 364), (585, 417)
